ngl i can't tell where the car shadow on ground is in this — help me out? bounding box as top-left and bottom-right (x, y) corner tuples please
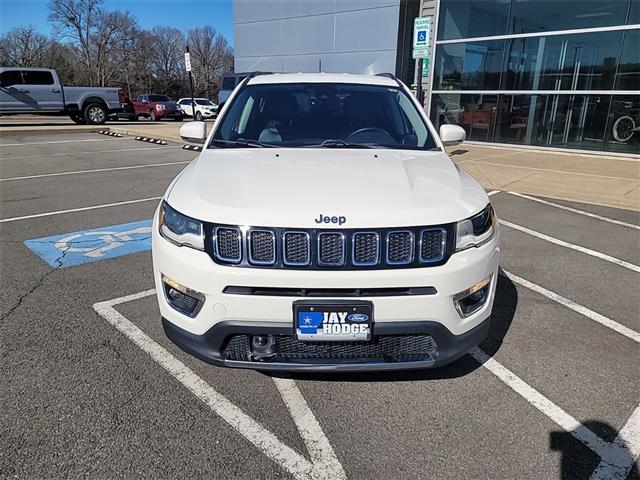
(550, 421), (640, 479)
(268, 274), (518, 383)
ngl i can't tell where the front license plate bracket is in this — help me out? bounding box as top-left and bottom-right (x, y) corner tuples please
(293, 300), (373, 342)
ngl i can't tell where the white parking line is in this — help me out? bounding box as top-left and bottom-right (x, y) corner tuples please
(273, 378), (346, 478)
(0, 161), (190, 182)
(487, 190), (501, 196)
(591, 405), (640, 480)
(93, 290), (345, 480)
(0, 196), (161, 223)
(0, 138), (131, 147)
(501, 270), (640, 343)
(471, 348), (639, 478)
(471, 348), (610, 455)
(499, 219), (640, 273)
(507, 191), (640, 231)
(3, 145), (183, 161)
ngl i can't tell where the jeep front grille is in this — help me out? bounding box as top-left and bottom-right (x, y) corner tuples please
(207, 224), (452, 270)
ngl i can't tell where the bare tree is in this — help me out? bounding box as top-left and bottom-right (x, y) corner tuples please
(0, 26), (52, 66)
(93, 10), (138, 86)
(48, 0), (103, 83)
(149, 26), (185, 95)
(187, 26), (233, 98)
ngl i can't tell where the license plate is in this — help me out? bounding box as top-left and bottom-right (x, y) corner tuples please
(293, 301), (373, 342)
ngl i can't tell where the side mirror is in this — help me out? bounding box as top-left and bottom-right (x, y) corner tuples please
(180, 121), (207, 144)
(439, 124), (466, 146)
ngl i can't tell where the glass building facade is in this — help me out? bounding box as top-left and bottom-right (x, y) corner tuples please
(429, 0), (640, 154)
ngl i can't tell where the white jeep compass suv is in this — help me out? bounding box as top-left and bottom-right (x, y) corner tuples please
(152, 73), (500, 372)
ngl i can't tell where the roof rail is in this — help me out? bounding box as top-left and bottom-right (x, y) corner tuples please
(246, 71), (273, 80)
(375, 72), (403, 87)
(234, 71), (273, 96)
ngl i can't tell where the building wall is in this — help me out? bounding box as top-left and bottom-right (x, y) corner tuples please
(234, 0), (401, 74)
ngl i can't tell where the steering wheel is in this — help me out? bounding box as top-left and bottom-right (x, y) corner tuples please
(345, 127), (395, 144)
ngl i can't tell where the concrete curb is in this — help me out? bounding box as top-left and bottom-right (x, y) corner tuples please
(108, 127), (182, 144)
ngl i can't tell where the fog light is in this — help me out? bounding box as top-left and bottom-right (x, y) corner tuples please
(453, 275), (493, 318)
(162, 274), (205, 317)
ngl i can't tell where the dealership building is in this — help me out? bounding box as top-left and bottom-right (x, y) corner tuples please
(234, 0), (639, 155)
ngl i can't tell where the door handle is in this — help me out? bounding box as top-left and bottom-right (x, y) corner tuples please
(51, 88), (61, 93)
(18, 88), (30, 93)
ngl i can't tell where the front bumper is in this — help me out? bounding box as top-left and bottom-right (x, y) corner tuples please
(162, 316), (491, 371)
(153, 210), (500, 371)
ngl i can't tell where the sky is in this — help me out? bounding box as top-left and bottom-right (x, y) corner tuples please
(0, 0), (234, 43)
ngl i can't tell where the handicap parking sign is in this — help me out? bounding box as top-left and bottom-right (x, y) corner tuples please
(417, 31), (426, 42)
(24, 219), (153, 268)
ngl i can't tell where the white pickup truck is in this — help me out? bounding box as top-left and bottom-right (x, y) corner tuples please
(0, 67), (125, 125)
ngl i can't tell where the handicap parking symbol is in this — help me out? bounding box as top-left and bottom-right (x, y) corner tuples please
(417, 30), (427, 42)
(25, 219), (153, 268)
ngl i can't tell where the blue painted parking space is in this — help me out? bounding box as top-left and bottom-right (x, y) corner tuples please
(25, 219), (152, 268)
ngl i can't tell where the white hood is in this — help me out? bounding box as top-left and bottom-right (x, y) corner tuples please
(167, 148), (488, 228)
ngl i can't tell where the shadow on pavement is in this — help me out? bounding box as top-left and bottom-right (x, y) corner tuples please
(550, 421), (640, 480)
(270, 274), (518, 383)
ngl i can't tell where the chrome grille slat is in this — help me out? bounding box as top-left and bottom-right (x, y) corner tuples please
(317, 232), (345, 266)
(386, 231), (414, 265)
(283, 231), (310, 266)
(352, 232), (380, 266)
(248, 229), (276, 265)
(215, 227), (242, 263)
(419, 228), (446, 263)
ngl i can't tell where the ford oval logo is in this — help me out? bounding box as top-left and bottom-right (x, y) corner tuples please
(347, 313), (369, 322)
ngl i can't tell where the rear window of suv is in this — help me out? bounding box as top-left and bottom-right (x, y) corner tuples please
(212, 82), (437, 150)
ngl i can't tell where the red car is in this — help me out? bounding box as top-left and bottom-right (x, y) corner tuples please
(132, 94), (183, 121)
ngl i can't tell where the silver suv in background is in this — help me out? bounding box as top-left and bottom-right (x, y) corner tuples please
(0, 67), (125, 125)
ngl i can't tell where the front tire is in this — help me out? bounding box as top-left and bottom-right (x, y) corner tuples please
(84, 103), (107, 125)
(150, 110), (158, 122)
(195, 111), (203, 121)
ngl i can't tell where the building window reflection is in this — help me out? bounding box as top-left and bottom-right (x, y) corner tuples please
(432, 0), (640, 154)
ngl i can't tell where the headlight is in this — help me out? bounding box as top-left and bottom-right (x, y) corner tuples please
(156, 104), (165, 110)
(159, 201), (204, 250)
(455, 204), (496, 252)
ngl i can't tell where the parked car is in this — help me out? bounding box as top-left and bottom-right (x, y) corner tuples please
(0, 67), (125, 124)
(153, 73), (501, 372)
(132, 94), (183, 121)
(218, 73), (248, 107)
(178, 98), (218, 121)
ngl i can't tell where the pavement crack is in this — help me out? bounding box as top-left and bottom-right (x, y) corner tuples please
(0, 245), (71, 321)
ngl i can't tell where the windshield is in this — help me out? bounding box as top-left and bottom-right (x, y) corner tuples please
(210, 83), (437, 149)
(196, 99), (214, 106)
(148, 95), (171, 102)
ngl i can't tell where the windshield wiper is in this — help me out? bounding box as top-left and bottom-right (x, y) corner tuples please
(210, 138), (275, 148)
(308, 139), (373, 149)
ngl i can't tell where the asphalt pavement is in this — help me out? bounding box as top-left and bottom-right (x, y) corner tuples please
(1, 131), (638, 479)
